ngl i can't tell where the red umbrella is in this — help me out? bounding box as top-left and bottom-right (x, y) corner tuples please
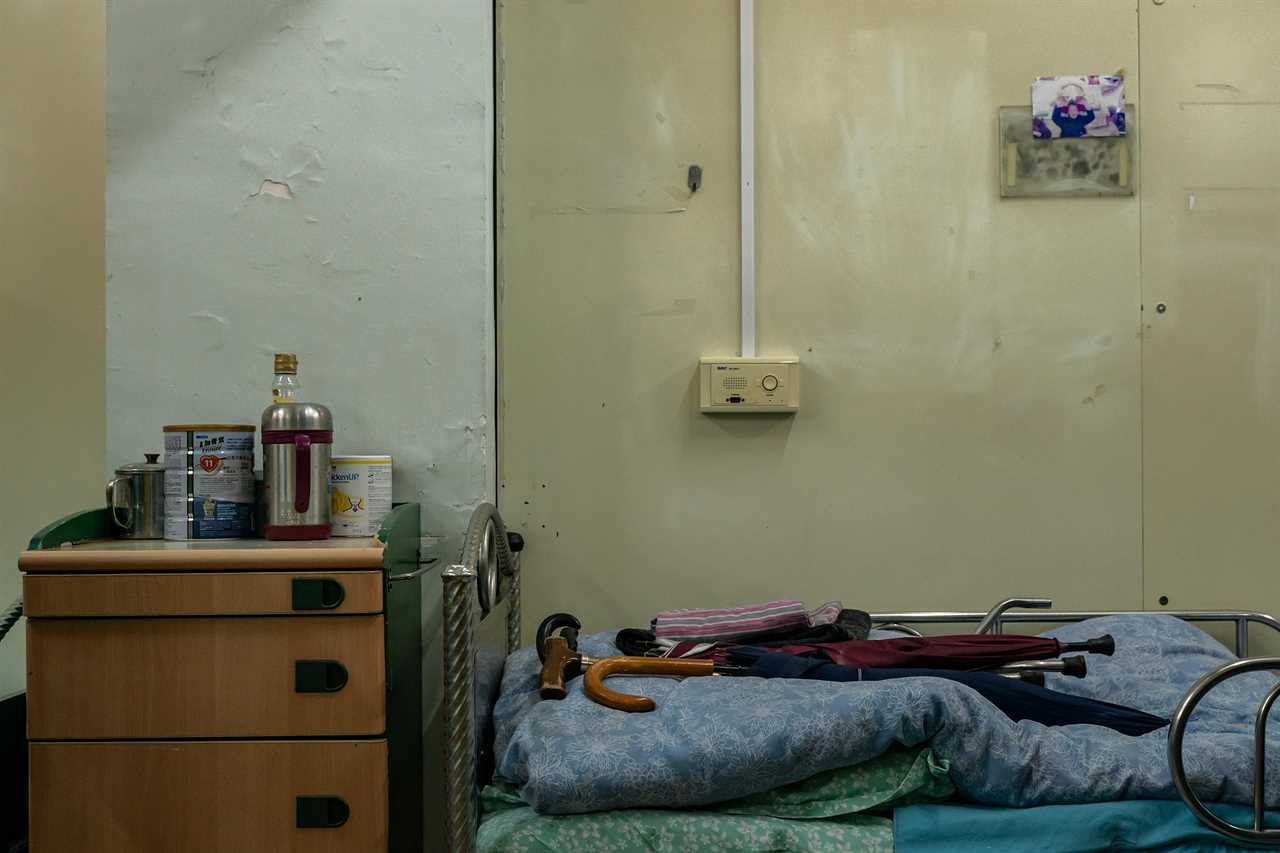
(713, 633), (1114, 670)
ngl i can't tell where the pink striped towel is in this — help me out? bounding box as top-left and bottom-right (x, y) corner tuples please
(653, 599), (842, 642)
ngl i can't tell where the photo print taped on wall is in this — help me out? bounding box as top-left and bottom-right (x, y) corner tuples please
(1032, 75), (1125, 139)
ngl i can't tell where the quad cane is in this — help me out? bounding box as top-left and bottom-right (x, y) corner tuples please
(537, 613), (744, 712)
(536, 613), (597, 700)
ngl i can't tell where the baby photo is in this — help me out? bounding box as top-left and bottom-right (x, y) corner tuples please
(1032, 75), (1126, 138)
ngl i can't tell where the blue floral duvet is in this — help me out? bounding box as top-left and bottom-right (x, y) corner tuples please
(492, 615), (1277, 815)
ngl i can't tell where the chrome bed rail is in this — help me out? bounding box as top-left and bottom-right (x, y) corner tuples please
(871, 597), (1280, 657)
(1168, 658), (1280, 846)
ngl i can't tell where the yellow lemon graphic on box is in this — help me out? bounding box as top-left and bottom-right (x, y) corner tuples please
(332, 486), (364, 515)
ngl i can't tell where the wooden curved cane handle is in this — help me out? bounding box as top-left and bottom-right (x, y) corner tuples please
(582, 657), (716, 712)
(539, 636), (579, 700)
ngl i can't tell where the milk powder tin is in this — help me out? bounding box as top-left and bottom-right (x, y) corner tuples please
(163, 424), (257, 540)
(329, 455), (393, 537)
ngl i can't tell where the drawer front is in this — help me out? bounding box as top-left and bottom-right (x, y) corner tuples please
(27, 615), (385, 738)
(23, 571), (384, 617)
(31, 739), (387, 853)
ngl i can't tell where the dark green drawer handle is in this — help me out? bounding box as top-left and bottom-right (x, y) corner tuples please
(295, 660), (348, 693)
(291, 577), (346, 610)
(296, 795), (350, 829)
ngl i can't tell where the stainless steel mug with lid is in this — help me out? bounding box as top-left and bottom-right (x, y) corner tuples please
(106, 453), (166, 539)
(261, 402), (333, 540)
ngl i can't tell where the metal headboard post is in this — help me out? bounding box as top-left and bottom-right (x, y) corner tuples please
(442, 503), (522, 853)
(442, 563), (476, 853)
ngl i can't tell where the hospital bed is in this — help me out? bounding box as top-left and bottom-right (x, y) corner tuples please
(440, 504), (1280, 852)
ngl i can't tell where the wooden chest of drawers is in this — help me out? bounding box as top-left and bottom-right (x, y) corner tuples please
(19, 505), (430, 853)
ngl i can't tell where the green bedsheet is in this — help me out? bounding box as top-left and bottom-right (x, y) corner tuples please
(478, 745), (953, 852)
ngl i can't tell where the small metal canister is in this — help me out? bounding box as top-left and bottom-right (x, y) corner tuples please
(106, 453), (166, 539)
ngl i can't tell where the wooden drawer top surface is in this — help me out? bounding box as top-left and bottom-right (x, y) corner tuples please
(23, 571), (385, 617)
(19, 536), (387, 573)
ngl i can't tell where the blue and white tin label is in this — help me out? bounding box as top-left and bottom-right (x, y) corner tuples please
(164, 425), (256, 540)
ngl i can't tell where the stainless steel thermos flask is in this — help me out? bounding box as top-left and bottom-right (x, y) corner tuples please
(261, 402), (333, 540)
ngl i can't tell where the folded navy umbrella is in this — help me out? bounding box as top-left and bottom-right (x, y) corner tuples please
(729, 648), (1168, 736)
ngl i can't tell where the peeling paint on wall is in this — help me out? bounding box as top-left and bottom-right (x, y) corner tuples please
(106, 0), (494, 538)
(251, 179), (294, 200)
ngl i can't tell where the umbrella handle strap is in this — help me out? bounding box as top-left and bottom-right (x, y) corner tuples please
(583, 657), (716, 712)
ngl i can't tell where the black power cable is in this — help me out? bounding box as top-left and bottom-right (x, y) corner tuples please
(0, 599), (21, 645)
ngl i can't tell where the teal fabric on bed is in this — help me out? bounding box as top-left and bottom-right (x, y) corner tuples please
(477, 808), (893, 853)
(895, 799), (1280, 853)
(478, 744), (952, 852)
(718, 744), (953, 819)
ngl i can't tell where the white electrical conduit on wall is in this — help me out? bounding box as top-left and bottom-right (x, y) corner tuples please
(739, 0), (756, 357)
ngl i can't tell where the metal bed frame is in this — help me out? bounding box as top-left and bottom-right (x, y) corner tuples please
(440, 505), (1280, 852)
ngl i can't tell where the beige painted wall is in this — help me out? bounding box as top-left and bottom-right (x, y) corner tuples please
(0, 0), (105, 693)
(499, 0), (1143, 634)
(1140, 0), (1280, 622)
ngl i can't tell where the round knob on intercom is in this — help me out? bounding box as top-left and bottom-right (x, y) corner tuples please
(761, 374), (779, 392)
